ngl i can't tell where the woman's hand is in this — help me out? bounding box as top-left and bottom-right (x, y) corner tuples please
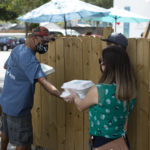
(68, 89), (79, 98)
(63, 89), (79, 103)
(63, 95), (74, 103)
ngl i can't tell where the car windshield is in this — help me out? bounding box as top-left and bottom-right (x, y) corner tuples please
(49, 29), (80, 36)
(66, 30), (80, 36)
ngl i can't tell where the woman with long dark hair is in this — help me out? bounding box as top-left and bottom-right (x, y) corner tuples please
(66, 45), (136, 149)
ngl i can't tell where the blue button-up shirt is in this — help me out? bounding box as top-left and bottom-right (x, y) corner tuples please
(0, 44), (45, 116)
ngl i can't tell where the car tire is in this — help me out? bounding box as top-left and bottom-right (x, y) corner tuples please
(2, 45), (8, 51)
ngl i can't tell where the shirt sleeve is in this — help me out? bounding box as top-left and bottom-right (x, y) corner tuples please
(19, 55), (46, 84)
(34, 64), (46, 79)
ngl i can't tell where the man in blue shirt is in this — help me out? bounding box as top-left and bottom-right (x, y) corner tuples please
(0, 26), (61, 150)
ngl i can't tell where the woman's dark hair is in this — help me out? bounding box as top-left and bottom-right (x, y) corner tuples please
(99, 46), (136, 100)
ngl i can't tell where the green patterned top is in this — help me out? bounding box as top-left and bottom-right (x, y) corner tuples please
(89, 83), (136, 139)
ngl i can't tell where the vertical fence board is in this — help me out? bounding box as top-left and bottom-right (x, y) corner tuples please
(127, 39), (137, 150)
(91, 37), (102, 83)
(149, 40), (150, 150)
(55, 38), (66, 150)
(72, 37), (84, 150)
(141, 39), (149, 150)
(82, 37), (92, 150)
(64, 38), (76, 150)
(32, 53), (43, 146)
(32, 82), (42, 145)
(136, 39), (149, 150)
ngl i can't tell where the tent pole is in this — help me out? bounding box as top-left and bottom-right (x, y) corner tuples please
(115, 16), (117, 32)
(64, 16), (67, 35)
(25, 22), (29, 38)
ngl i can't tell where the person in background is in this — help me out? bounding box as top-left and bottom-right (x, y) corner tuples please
(66, 46), (136, 149)
(141, 32), (144, 37)
(0, 26), (61, 150)
(101, 32), (128, 50)
(85, 31), (92, 36)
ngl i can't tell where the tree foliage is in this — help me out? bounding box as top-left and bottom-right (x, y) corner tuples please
(0, 0), (50, 22)
(82, 0), (113, 9)
(0, 0), (113, 22)
(0, 6), (17, 21)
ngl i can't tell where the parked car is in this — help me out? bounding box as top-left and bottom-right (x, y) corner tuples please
(49, 31), (64, 37)
(18, 37), (26, 44)
(49, 29), (80, 36)
(0, 36), (19, 51)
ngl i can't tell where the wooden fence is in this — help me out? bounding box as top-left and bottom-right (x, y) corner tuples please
(32, 37), (150, 150)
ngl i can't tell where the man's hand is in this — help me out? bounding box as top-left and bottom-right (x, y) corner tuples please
(38, 77), (61, 98)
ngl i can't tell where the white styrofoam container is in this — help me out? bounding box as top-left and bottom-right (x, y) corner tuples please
(61, 80), (94, 90)
(40, 63), (55, 76)
(60, 80), (95, 99)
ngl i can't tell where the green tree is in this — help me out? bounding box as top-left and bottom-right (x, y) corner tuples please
(0, 0), (50, 22)
(82, 0), (113, 9)
(0, 0), (50, 32)
(0, 0), (112, 22)
(0, 0), (17, 21)
(0, 6), (17, 21)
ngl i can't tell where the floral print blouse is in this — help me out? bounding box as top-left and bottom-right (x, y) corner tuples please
(89, 83), (136, 139)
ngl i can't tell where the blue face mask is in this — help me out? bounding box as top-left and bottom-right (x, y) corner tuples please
(36, 43), (48, 54)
